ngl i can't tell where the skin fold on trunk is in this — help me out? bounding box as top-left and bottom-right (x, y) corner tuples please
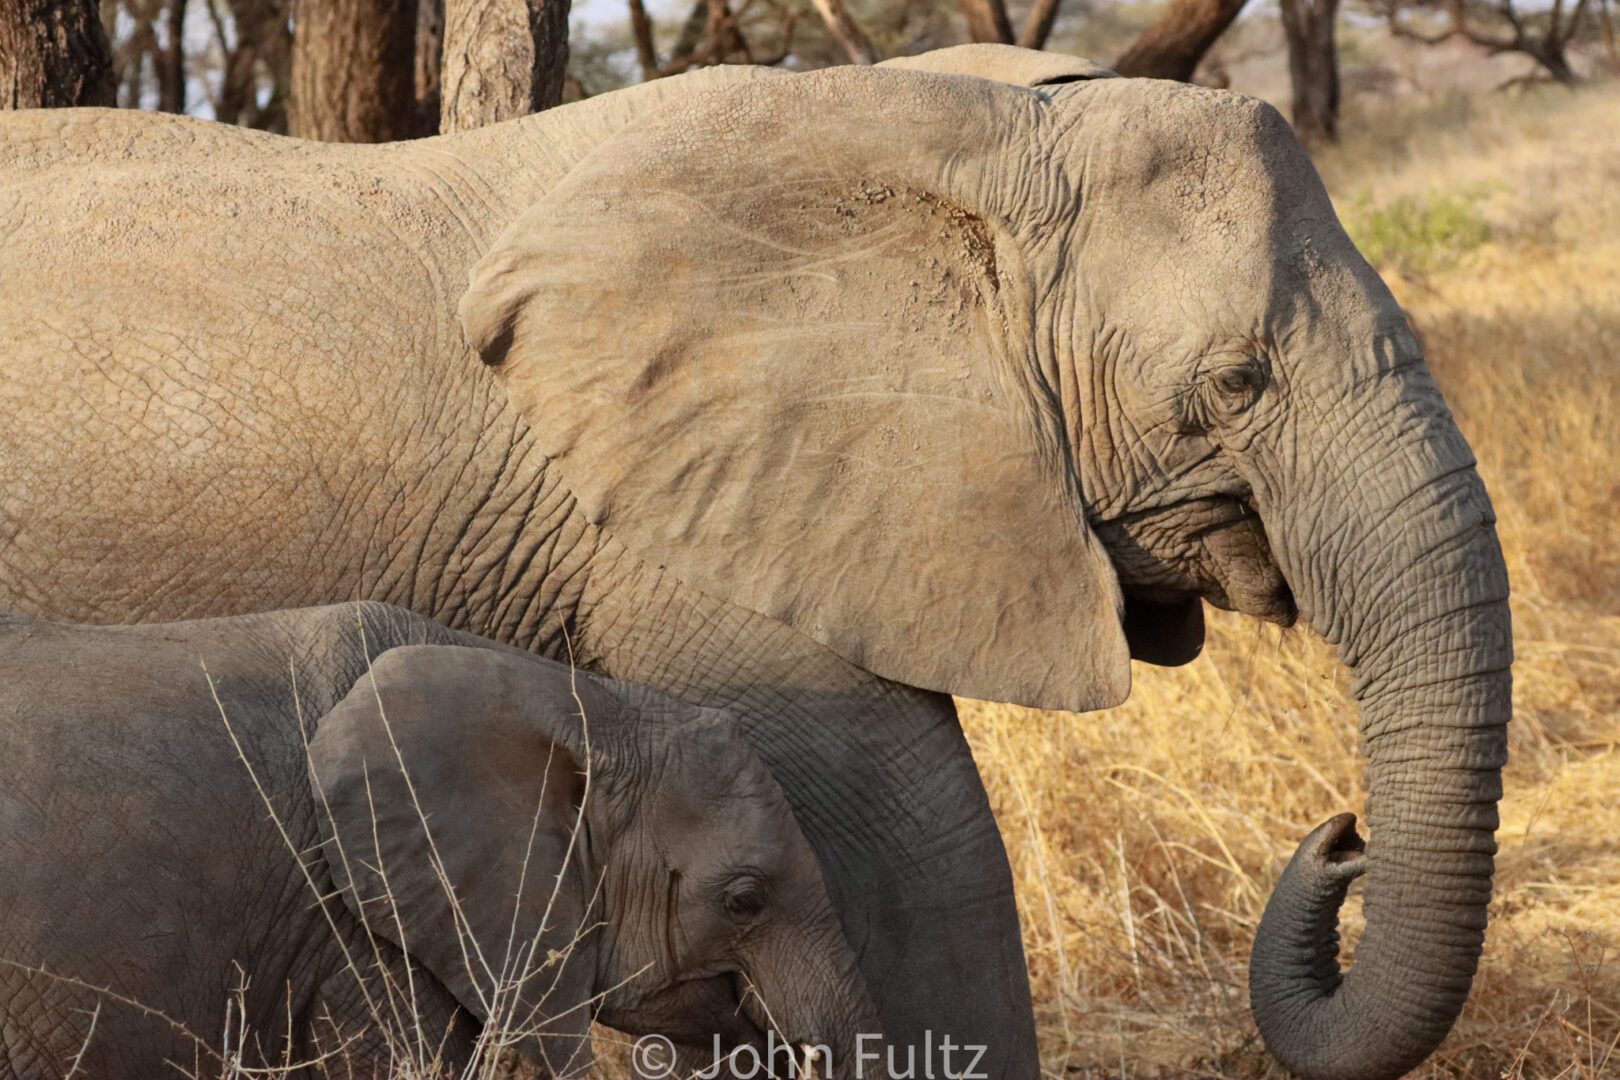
(793, 949), (881, 1079)
(675, 941), (877, 1079)
(1249, 378), (1512, 1080)
(744, 967), (879, 1078)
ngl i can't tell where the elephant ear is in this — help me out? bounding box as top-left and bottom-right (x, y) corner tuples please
(459, 66), (1132, 712)
(309, 646), (616, 1077)
(878, 43), (1117, 87)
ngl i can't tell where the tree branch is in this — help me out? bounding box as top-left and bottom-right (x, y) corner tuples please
(1016, 0), (1065, 49)
(1113, 0), (1250, 80)
(1388, 0), (1584, 84)
(959, 0), (1013, 42)
(808, 0), (878, 63)
(627, 0), (659, 78)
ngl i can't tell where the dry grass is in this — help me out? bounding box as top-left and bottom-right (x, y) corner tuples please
(8, 645), (614, 1080)
(960, 83), (1620, 1079)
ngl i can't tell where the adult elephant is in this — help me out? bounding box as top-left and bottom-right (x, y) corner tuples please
(0, 45), (1511, 1080)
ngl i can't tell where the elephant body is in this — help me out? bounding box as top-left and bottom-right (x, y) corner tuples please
(0, 45), (1514, 1080)
(0, 606), (477, 1075)
(1, 61), (1038, 1076)
(0, 602), (879, 1078)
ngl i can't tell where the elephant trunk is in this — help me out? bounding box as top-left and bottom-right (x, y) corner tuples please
(821, 991), (883, 1080)
(754, 929), (883, 1079)
(799, 959), (883, 1080)
(1250, 380), (1512, 1080)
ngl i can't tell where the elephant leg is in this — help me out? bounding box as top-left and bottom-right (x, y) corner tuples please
(730, 682), (1036, 1080)
(611, 682), (1035, 1080)
(574, 555), (1039, 1078)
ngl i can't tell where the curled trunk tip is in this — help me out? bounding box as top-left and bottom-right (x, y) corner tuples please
(1250, 807), (1483, 1080)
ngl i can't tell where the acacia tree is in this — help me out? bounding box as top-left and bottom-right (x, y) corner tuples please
(416, 0), (443, 129)
(620, 0), (1251, 80)
(440, 0), (570, 130)
(1112, 0), (1251, 79)
(205, 0), (293, 129)
(625, 0), (815, 76)
(809, 0), (877, 62)
(955, 0), (1084, 51)
(959, 0), (1014, 43)
(0, 0), (115, 107)
(1282, 0), (1341, 143)
(1380, 0), (1596, 84)
(108, 0), (182, 110)
(116, 0), (188, 111)
(289, 0), (418, 140)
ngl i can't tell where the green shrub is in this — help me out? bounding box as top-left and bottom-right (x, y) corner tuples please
(1344, 190), (1493, 277)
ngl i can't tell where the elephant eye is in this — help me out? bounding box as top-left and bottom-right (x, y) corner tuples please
(723, 879), (767, 922)
(1207, 359), (1267, 414)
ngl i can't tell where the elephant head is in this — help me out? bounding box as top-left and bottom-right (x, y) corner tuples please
(310, 646), (880, 1077)
(456, 48), (1511, 1079)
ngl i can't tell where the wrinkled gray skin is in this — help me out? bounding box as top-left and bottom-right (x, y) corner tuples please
(0, 44), (1512, 1080)
(0, 604), (879, 1078)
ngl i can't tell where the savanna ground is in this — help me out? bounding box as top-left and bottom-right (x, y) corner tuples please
(956, 83), (1620, 1079)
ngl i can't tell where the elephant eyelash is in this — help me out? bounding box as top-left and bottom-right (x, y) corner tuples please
(721, 873), (770, 921)
(1185, 357), (1268, 429)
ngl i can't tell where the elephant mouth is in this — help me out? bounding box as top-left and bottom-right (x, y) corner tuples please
(1098, 496), (1298, 627)
(1197, 506), (1298, 625)
(604, 974), (767, 1048)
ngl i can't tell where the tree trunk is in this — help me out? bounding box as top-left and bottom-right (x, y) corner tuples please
(289, 0), (418, 142)
(0, 0), (115, 108)
(1280, 0), (1340, 144)
(670, 0), (708, 63)
(1017, 0), (1066, 49)
(440, 0), (570, 132)
(808, 0), (878, 63)
(156, 0), (187, 113)
(1112, 0), (1248, 81)
(702, 0), (749, 63)
(1528, 39), (1579, 84)
(1602, 0), (1618, 70)
(959, 0), (1012, 43)
(203, 0), (292, 130)
(627, 0), (659, 77)
(416, 0), (444, 131)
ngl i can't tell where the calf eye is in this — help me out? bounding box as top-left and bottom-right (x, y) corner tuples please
(723, 880), (767, 921)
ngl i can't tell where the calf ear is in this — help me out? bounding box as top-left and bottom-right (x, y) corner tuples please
(309, 646), (614, 1076)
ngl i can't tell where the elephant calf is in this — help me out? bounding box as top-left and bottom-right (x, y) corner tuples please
(0, 603), (877, 1078)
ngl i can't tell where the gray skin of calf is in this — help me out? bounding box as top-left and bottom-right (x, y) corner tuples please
(0, 604), (879, 1078)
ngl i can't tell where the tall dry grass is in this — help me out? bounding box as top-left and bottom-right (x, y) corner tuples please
(960, 84), (1620, 1078)
(7, 645), (616, 1080)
